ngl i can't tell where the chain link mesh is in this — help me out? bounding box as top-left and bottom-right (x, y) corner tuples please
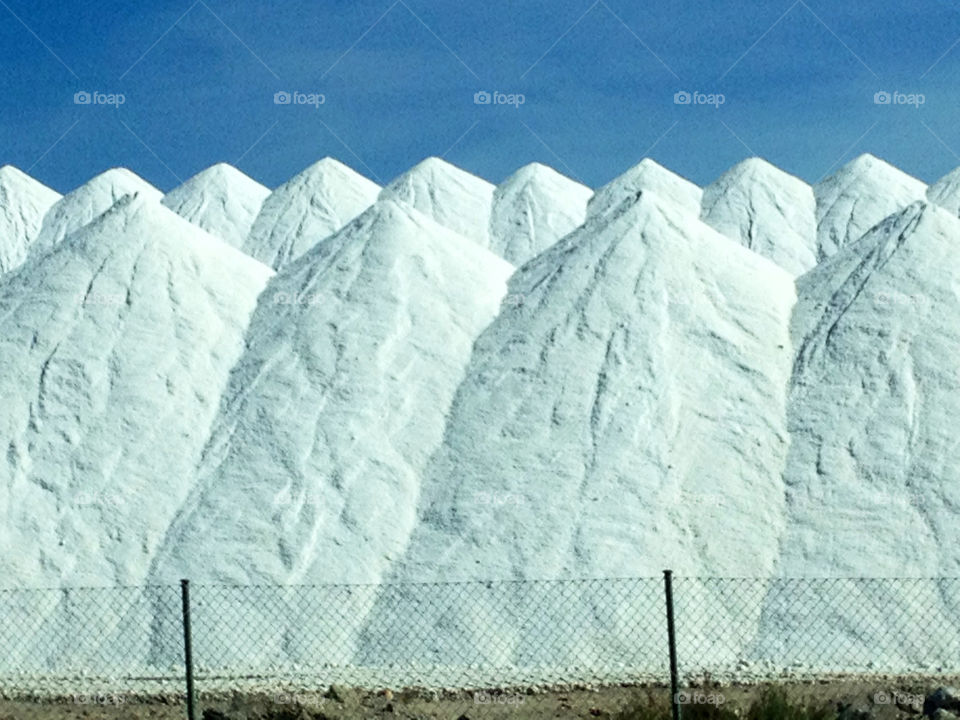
(674, 577), (960, 682)
(191, 578), (665, 690)
(3, 577), (960, 718)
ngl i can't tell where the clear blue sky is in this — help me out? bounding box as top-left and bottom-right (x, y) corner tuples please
(2, 0), (960, 193)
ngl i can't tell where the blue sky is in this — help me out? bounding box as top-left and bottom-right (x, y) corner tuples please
(2, 0), (960, 193)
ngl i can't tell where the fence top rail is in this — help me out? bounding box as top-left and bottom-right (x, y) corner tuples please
(0, 584), (179, 594)
(3, 575), (960, 592)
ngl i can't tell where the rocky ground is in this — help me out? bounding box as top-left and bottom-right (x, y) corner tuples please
(4, 679), (960, 720)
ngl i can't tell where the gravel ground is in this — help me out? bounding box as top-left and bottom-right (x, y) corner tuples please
(0, 678), (954, 720)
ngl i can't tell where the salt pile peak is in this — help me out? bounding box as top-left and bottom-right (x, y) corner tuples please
(0, 193), (272, 587)
(243, 157), (380, 270)
(148, 198), (513, 589)
(162, 163), (270, 249)
(31, 168), (163, 258)
(380, 156), (496, 250)
(700, 157), (817, 276)
(813, 153), (926, 261)
(489, 162), (592, 266)
(0, 165), (61, 274)
(586, 158), (702, 220)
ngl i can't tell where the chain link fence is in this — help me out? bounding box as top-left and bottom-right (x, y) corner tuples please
(2, 576), (960, 717)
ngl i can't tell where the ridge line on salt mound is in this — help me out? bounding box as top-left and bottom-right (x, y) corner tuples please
(0, 165), (62, 274)
(30, 168), (164, 261)
(813, 153), (926, 262)
(792, 200), (927, 380)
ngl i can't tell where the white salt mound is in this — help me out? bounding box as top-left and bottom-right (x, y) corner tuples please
(0, 193), (271, 588)
(162, 163), (270, 249)
(700, 157), (817, 276)
(380, 156), (496, 250)
(243, 157), (380, 270)
(813, 153), (926, 261)
(30, 168), (163, 258)
(489, 162), (592, 266)
(587, 158), (702, 220)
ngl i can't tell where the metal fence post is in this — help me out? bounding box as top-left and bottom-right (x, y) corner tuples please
(663, 570), (681, 720)
(181, 579), (196, 720)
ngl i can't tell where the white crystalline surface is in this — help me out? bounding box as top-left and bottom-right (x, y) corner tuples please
(489, 163), (593, 265)
(31, 168), (163, 258)
(700, 157), (817, 276)
(0, 194), (272, 587)
(586, 158), (702, 220)
(0, 165), (61, 274)
(351, 189), (795, 674)
(380, 157), (495, 249)
(4, 155), (960, 684)
(750, 201), (960, 670)
(148, 199), (512, 590)
(814, 153), (926, 261)
(386, 189), (795, 583)
(243, 157), (380, 270)
(161, 163), (270, 249)
(780, 201), (960, 576)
